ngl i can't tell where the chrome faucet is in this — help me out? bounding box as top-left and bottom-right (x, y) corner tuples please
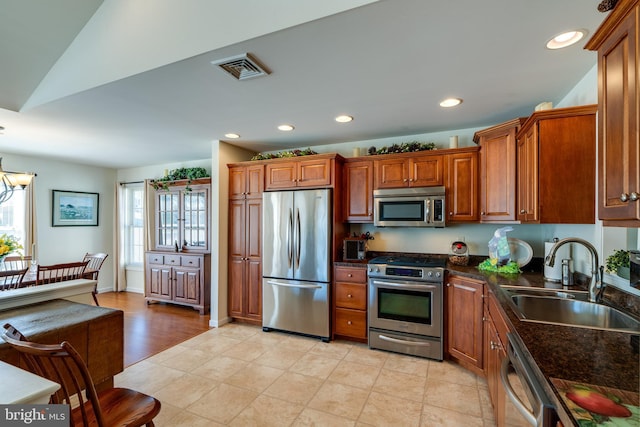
(544, 237), (603, 303)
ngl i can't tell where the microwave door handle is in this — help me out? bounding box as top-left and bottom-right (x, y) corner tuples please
(425, 199), (431, 224)
(500, 356), (537, 426)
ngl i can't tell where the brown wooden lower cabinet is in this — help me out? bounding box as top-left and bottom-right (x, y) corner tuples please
(333, 265), (368, 342)
(446, 274), (485, 375)
(485, 290), (509, 426)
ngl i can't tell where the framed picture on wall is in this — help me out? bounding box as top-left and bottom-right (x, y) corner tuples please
(52, 190), (99, 227)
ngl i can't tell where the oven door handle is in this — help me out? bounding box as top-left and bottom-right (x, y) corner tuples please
(378, 334), (432, 347)
(500, 356), (537, 426)
(371, 280), (438, 290)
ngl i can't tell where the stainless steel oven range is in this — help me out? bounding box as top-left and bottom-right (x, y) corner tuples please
(368, 255), (445, 360)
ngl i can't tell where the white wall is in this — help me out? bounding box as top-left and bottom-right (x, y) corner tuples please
(1, 152), (116, 293)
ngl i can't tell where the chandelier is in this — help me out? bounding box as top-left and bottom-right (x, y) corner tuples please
(0, 158), (35, 205)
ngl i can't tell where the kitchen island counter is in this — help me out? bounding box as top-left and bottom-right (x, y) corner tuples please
(447, 262), (639, 426)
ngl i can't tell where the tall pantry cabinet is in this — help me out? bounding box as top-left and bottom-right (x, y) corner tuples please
(228, 164), (264, 324)
(145, 178), (211, 314)
(586, 0), (640, 226)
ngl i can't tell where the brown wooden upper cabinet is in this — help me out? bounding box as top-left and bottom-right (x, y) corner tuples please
(374, 152), (444, 189)
(446, 148), (479, 222)
(344, 159), (374, 222)
(265, 156), (332, 190)
(586, 0), (640, 226)
(516, 105), (597, 224)
(229, 164), (264, 200)
(473, 118), (525, 223)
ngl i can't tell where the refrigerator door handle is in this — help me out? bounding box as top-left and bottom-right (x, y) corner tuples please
(295, 208), (301, 268)
(265, 280), (323, 289)
(288, 208), (293, 268)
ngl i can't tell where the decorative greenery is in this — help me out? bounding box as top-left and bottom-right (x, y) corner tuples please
(477, 259), (522, 274)
(0, 234), (23, 258)
(251, 148), (318, 161)
(151, 167), (209, 191)
(367, 141), (436, 155)
(605, 249), (630, 274)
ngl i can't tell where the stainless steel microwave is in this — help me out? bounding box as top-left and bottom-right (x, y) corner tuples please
(373, 186), (446, 227)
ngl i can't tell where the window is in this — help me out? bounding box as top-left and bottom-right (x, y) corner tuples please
(123, 183), (144, 266)
(0, 189), (26, 247)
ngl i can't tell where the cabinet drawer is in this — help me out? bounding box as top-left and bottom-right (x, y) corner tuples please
(334, 266), (367, 283)
(147, 254), (164, 264)
(181, 256), (200, 267)
(164, 255), (181, 266)
(335, 283), (367, 310)
(335, 308), (367, 339)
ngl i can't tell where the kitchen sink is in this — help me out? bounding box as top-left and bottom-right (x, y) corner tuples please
(502, 286), (589, 300)
(508, 295), (640, 334)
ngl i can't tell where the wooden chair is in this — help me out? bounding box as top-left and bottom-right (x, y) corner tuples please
(2, 323), (161, 427)
(4, 255), (32, 270)
(82, 253), (108, 306)
(36, 261), (89, 285)
(0, 268), (28, 290)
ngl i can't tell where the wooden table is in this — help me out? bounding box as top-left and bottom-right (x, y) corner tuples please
(0, 299), (124, 391)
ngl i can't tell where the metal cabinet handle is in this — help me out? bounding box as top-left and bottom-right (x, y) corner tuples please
(490, 340), (502, 351)
(631, 192), (639, 202)
(347, 273), (352, 277)
(520, 209), (526, 214)
(501, 357), (536, 426)
(621, 193), (629, 202)
(347, 321), (352, 325)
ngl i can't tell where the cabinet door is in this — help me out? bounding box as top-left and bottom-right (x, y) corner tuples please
(265, 162), (297, 189)
(246, 165), (265, 199)
(411, 155), (444, 187)
(597, 5), (640, 223)
(174, 267), (201, 304)
(479, 128), (518, 222)
(245, 198), (262, 321)
(228, 200), (246, 258)
(485, 317), (506, 426)
(446, 275), (484, 372)
(182, 186), (209, 251)
(229, 167), (248, 199)
(147, 264), (173, 300)
(446, 152), (479, 222)
(516, 127), (539, 223)
(297, 158), (332, 187)
(335, 283), (367, 310)
(375, 158), (408, 188)
(228, 257), (245, 318)
(344, 161), (374, 222)
(155, 191), (180, 250)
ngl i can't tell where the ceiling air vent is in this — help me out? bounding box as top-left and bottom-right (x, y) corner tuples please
(211, 53), (270, 81)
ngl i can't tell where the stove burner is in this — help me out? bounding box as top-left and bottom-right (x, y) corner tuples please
(369, 255), (446, 268)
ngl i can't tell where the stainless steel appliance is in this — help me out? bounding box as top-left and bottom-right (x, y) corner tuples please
(262, 189), (332, 341)
(368, 255), (445, 360)
(501, 333), (559, 427)
(373, 186), (446, 227)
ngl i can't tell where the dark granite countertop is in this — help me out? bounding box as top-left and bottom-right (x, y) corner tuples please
(335, 254), (640, 426)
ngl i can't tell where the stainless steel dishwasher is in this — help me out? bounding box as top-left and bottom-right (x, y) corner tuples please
(501, 333), (559, 427)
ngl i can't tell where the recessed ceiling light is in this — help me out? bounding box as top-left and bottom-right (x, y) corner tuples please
(546, 30), (585, 49)
(439, 98), (463, 108)
(335, 115), (353, 123)
(278, 124), (295, 131)
(224, 133), (240, 139)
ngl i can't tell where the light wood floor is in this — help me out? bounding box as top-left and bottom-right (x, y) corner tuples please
(98, 291), (211, 367)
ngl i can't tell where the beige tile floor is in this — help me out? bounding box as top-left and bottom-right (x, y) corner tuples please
(115, 323), (498, 427)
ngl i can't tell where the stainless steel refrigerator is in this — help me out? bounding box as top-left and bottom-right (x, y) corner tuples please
(262, 188), (332, 341)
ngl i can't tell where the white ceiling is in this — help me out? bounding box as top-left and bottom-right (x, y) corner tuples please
(0, 0), (607, 169)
